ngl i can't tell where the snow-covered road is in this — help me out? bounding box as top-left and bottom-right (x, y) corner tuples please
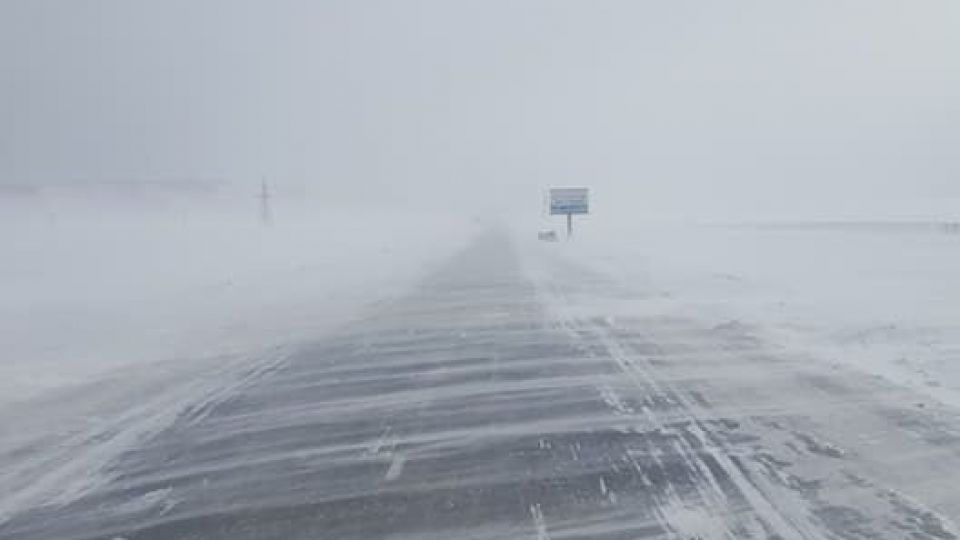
(3, 233), (960, 539)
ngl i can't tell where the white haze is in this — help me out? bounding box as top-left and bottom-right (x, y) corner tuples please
(1, 1), (959, 523)
(2, 1), (958, 220)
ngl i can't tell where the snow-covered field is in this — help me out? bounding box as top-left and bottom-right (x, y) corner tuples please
(6, 209), (957, 415)
(1, 202), (475, 407)
(550, 220), (960, 408)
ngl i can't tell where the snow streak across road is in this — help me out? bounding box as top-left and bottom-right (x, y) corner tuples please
(5, 233), (960, 539)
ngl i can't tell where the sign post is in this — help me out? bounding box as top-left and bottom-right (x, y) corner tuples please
(549, 188), (589, 239)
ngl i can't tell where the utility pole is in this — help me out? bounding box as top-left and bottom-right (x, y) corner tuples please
(259, 178), (272, 226)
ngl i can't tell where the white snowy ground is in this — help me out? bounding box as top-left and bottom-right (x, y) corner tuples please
(1, 203), (476, 406)
(541, 219), (960, 409)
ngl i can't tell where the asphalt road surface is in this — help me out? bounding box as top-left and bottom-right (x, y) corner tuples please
(4, 234), (960, 539)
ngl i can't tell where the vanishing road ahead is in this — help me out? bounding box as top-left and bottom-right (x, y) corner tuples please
(4, 234), (960, 539)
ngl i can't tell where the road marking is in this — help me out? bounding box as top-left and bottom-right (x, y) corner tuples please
(368, 426), (393, 455)
(384, 453), (405, 482)
(529, 503), (551, 540)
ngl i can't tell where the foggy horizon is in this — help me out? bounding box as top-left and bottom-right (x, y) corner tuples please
(3, 1), (958, 221)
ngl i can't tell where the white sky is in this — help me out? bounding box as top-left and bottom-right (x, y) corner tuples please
(2, 1), (958, 219)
